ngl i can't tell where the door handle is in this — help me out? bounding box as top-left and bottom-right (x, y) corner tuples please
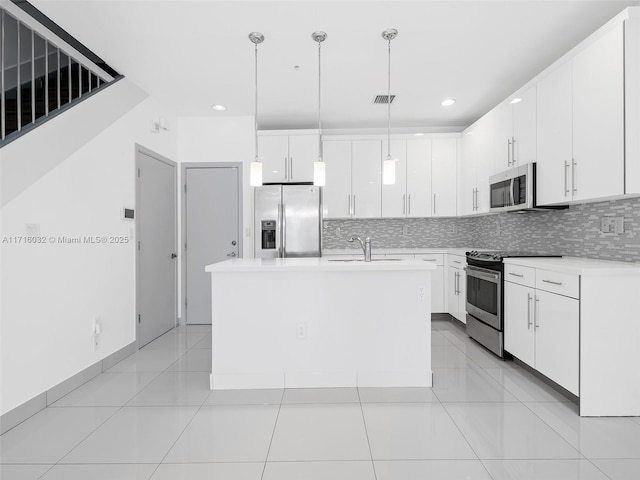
(564, 161), (570, 196)
(527, 293), (532, 329)
(512, 136), (516, 165)
(171, 253), (177, 259)
(507, 138), (512, 166)
(226, 252), (237, 257)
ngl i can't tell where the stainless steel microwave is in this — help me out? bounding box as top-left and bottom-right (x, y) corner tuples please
(489, 163), (536, 213)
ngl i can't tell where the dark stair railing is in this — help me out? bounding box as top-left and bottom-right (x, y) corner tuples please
(1, 2), (122, 147)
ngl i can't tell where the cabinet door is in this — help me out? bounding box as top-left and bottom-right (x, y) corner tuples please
(259, 136), (289, 183)
(351, 140), (381, 218)
(493, 102), (513, 172)
(289, 135), (318, 183)
(431, 265), (445, 313)
(432, 138), (457, 217)
(381, 140), (408, 218)
(504, 282), (535, 367)
(456, 267), (467, 323)
(513, 85), (537, 167)
(406, 139), (432, 217)
(534, 290), (579, 396)
(475, 112), (495, 213)
(536, 62), (572, 205)
(322, 141), (352, 218)
(447, 266), (460, 317)
(572, 23), (624, 202)
(459, 131), (477, 216)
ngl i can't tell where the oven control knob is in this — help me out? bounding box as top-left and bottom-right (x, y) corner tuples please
(492, 254), (501, 260)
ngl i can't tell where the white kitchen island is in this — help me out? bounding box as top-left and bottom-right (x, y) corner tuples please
(205, 257), (435, 390)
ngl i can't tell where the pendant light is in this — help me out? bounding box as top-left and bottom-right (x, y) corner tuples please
(312, 31), (327, 187)
(381, 28), (398, 185)
(249, 32), (265, 187)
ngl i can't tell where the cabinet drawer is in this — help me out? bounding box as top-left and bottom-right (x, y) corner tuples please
(535, 269), (580, 299)
(504, 264), (536, 288)
(448, 255), (465, 268)
(415, 254), (444, 266)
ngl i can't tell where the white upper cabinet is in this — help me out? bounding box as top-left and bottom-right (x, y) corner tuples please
(537, 23), (624, 205)
(259, 135), (289, 184)
(351, 140), (382, 218)
(537, 62), (573, 206)
(431, 138), (457, 217)
(258, 134), (317, 184)
(572, 22), (624, 202)
(288, 135), (318, 183)
(460, 112), (494, 215)
(494, 86), (537, 173)
(406, 139), (433, 217)
(381, 140), (408, 218)
(322, 141), (352, 219)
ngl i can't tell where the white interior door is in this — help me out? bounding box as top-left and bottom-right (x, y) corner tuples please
(185, 167), (240, 324)
(137, 148), (177, 347)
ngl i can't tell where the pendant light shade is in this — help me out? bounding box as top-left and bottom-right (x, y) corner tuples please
(249, 32), (265, 187)
(312, 31), (327, 187)
(382, 28), (398, 185)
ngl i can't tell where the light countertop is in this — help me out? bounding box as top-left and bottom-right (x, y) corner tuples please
(206, 257), (438, 273)
(504, 256), (640, 276)
(322, 247), (481, 257)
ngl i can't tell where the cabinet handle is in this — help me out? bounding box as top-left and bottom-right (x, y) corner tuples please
(542, 279), (563, 286)
(403, 194), (406, 215)
(455, 272), (459, 295)
(408, 194), (411, 215)
(453, 260), (462, 264)
(534, 296), (540, 330)
(572, 159), (577, 194)
(353, 195), (356, 216)
(507, 138), (512, 166)
(527, 293), (532, 329)
(564, 161), (570, 196)
(348, 195), (352, 216)
(512, 137), (516, 165)
(284, 156), (288, 180)
(508, 272), (524, 278)
(433, 194), (436, 215)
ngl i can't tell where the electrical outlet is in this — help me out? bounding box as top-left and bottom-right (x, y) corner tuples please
(296, 322), (307, 339)
(417, 286), (426, 301)
(402, 225), (409, 235)
(450, 224), (458, 234)
(601, 216), (624, 234)
(335, 227), (341, 236)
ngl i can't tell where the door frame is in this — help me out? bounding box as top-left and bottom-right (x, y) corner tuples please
(181, 162), (243, 325)
(135, 144), (178, 345)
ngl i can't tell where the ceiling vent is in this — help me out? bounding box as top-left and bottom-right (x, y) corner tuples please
(374, 95), (396, 104)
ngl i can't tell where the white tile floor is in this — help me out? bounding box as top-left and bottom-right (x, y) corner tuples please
(2, 317), (640, 479)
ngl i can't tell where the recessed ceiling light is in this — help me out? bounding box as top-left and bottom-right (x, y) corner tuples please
(441, 98), (456, 107)
(211, 104), (226, 111)
(414, 133), (424, 137)
(510, 98), (522, 104)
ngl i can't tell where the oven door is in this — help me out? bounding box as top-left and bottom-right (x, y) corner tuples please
(465, 265), (502, 330)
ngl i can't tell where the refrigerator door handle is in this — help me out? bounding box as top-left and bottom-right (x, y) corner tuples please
(281, 203), (287, 257)
(277, 203), (283, 257)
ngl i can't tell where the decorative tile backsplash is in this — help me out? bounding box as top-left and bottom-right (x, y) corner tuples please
(323, 197), (640, 263)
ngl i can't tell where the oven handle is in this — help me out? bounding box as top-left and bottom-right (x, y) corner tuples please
(465, 266), (501, 284)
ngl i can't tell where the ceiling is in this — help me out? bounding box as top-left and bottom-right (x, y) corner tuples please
(32, 0), (640, 131)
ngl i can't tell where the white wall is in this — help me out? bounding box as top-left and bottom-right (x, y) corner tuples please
(0, 79), (177, 415)
(176, 116), (255, 319)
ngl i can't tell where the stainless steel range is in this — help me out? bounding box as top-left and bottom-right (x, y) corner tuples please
(464, 250), (561, 358)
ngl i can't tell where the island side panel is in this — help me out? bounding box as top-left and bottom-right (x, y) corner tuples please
(209, 269), (432, 389)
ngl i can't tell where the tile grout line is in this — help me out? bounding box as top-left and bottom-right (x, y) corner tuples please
(259, 388), (286, 480)
(356, 386), (378, 480)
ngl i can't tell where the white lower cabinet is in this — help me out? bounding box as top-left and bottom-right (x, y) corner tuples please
(504, 270), (579, 396)
(447, 255), (466, 323)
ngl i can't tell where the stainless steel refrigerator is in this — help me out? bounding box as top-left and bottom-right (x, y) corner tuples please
(254, 185), (322, 258)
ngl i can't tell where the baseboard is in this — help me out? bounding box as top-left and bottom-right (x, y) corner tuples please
(0, 393), (46, 435)
(0, 341), (137, 435)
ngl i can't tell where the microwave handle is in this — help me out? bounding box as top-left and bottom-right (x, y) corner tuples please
(509, 178), (516, 206)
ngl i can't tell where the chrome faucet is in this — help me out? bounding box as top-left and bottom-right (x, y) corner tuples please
(349, 236), (372, 262)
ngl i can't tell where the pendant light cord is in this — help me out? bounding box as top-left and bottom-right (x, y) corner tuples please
(318, 39), (322, 161)
(254, 42), (259, 162)
(387, 36), (391, 161)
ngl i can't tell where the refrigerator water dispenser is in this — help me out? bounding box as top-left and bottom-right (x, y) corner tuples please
(261, 220), (276, 249)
